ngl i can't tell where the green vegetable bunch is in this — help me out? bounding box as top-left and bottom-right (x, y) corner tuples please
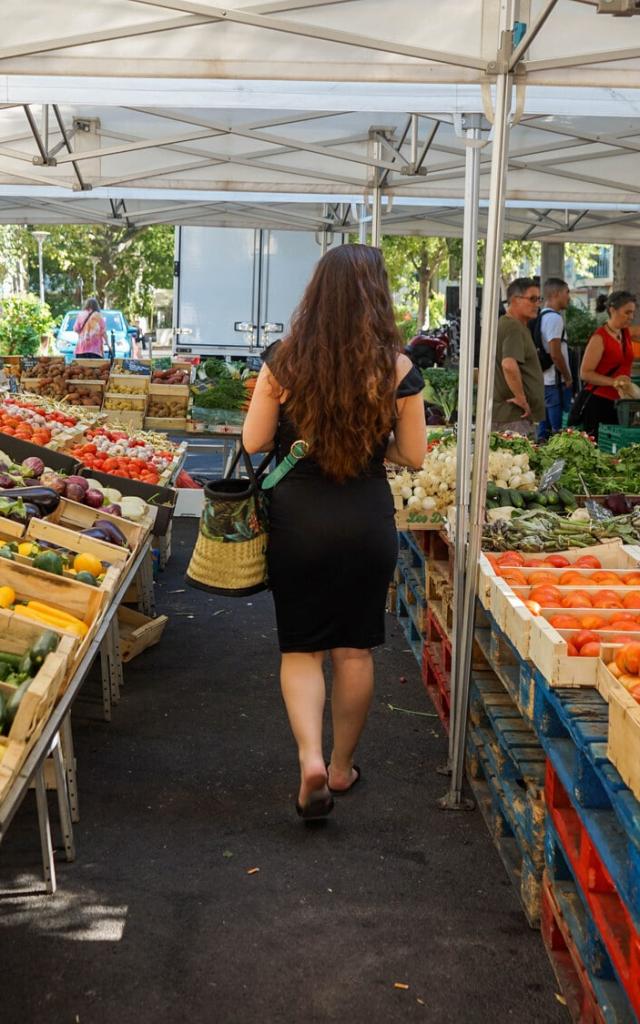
(532, 430), (620, 493)
(193, 378), (247, 411)
(421, 368), (459, 423)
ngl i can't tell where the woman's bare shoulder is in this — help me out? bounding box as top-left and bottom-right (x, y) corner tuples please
(395, 352), (414, 385)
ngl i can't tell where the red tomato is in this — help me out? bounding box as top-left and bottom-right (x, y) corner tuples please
(580, 641), (601, 657)
(567, 642), (579, 657)
(573, 629), (599, 651)
(544, 555), (571, 568)
(573, 555), (603, 569)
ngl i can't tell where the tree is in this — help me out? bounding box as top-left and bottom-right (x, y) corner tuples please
(19, 224), (174, 322)
(0, 226), (29, 294)
(382, 236), (452, 327)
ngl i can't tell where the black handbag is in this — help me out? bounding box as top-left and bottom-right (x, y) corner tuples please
(567, 386), (593, 427)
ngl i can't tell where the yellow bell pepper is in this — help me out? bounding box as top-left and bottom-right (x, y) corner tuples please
(0, 586), (15, 609)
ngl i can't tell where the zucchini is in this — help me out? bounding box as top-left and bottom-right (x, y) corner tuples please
(486, 482), (499, 500)
(509, 489), (525, 509)
(0, 651), (22, 670)
(29, 630), (59, 668)
(557, 486), (577, 510)
(19, 651), (33, 676)
(5, 677), (33, 727)
(545, 491), (560, 506)
(499, 488), (513, 507)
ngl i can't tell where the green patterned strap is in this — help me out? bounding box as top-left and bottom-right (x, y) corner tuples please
(261, 439), (309, 490)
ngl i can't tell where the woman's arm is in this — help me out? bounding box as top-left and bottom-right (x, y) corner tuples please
(579, 333), (620, 389)
(242, 363), (282, 454)
(386, 392), (427, 470)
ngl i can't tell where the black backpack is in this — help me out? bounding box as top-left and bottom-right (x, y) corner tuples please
(528, 308), (565, 372)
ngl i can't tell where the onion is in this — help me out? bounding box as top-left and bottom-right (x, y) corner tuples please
(65, 475), (89, 494)
(84, 488), (105, 509)
(102, 503), (122, 516)
(65, 482), (86, 503)
(0, 474), (14, 489)
(40, 471), (66, 495)
(22, 457), (44, 478)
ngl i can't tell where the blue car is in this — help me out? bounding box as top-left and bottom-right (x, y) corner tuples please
(54, 309), (139, 360)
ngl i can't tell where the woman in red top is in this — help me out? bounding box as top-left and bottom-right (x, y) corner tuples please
(579, 290), (640, 439)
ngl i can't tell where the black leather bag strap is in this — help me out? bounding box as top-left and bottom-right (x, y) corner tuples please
(225, 445), (273, 487)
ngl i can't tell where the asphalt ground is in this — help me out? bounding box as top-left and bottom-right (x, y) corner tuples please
(0, 519), (567, 1024)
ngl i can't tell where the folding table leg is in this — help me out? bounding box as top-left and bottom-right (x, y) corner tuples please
(99, 634), (112, 722)
(34, 767), (56, 894)
(60, 714), (79, 823)
(106, 614), (121, 704)
(51, 736), (75, 863)
(139, 551), (156, 617)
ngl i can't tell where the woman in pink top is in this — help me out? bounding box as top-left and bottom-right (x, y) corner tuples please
(74, 298), (107, 358)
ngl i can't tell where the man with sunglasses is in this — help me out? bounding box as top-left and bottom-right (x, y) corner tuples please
(491, 277), (545, 436)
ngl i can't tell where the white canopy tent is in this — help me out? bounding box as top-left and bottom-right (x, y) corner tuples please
(1, 0), (640, 805)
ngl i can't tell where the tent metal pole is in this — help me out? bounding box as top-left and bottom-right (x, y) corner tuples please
(440, 69), (512, 810)
(371, 185), (382, 247)
(443, 114), (483, 776)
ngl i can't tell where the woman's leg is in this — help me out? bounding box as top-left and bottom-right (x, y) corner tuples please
(280, 651), (328, 805)
(328, 647), (374, 790)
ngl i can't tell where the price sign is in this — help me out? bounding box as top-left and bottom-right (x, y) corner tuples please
(21, 356), (38, 373)
(152, 357), (172, 370)
(121, 358), (151, 375)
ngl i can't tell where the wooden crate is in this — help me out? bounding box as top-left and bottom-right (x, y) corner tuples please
(596, 650), (640, 803)
(0, 558), (105, 628)
(117, 606), (168, 662)
(107, 374), (150, 395)
(4, 542), (121, 597)
(45, 497), (147, 550)
(102, 409), (146, 430)
(0, 516), (26, 540)
(26, 517), (131, 573)
(0, 615), (75, 803)
(144, 417), (188, 432)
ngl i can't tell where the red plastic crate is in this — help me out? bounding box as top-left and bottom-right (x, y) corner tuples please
(546, 761), (640, 1018)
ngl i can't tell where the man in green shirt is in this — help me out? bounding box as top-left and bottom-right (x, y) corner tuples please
(492, 277), (545, 436)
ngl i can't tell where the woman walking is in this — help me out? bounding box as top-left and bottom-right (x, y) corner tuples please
(74, 298), (107, 358)
(577, 290), (640, 439)
(243, 244), (427, 820)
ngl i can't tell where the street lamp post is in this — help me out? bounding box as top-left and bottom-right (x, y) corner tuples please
(32, 231), (50, 305)
(89, 256), (99, 295)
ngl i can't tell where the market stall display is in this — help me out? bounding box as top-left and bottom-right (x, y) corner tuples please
(391, 422), (640, 1019)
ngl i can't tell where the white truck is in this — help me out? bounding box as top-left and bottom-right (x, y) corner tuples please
(172, 226), (341, 360)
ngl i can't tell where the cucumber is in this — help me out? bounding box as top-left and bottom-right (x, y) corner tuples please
(557, 486), (577, 510)
(537, 494), (548, 507)
(545, 491), (560, 506)
(19, 651), (33, 676)
(486, 482), (499, 500)
(509, 489), (525, 509)
(499, 489), (513, 507)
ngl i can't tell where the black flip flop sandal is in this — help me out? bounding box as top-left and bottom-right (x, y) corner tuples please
(295, 790), (334, 820)
(327, 765), (361, 795)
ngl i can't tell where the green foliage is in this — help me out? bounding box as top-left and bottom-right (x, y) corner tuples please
(20, 224), (174, 322)
(382, 236), (451, 326)
(394, 307), (419, 342)
(0, 294), (54, 356)
(422, 368), (458, 422)
(565, 303), (598, 347)
(428, 292), (445, 328)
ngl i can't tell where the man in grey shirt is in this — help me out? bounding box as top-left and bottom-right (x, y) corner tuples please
(492, 277), (545, 436)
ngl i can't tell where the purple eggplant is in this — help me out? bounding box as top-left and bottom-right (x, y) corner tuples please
(93, 519), (127, 547)
(102, 503), (122, 517)
(22, 456), (45, 478)
(604, 493), (630, 516)
(0, 474), (14, 489)
(0, 487), (60, 515)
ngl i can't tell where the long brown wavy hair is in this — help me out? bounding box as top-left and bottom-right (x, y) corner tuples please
(270, 244), (401, 482)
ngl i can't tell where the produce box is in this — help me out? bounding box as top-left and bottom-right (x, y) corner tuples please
(45, 497), (147, 550)
(0, 558), (106, 628)
(598, 424), (640, 454)
(78, 468), (176, 536)
(0, 615), (75, 803)
(146, 382), (189, 420)
(596, 646), (640, 803)
(102, 409), (146, 431)
(68, 359), (111, 378)
(3, 531), (124, 595)
(27, 517), (131, 572)
(117, 606), (168, 662)
(0, 433), (80, 474)
(107, 374), (150, 395)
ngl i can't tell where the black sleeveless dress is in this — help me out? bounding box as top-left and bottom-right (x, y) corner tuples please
(263, 349), (424, 653)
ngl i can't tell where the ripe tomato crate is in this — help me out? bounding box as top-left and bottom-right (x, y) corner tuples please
(535, 683), (640, 933)
(545, 796), (640, 1021)
(542, 870), (636, 1024)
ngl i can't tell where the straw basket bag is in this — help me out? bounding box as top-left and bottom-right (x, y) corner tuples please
(186, 448), (272, 596)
